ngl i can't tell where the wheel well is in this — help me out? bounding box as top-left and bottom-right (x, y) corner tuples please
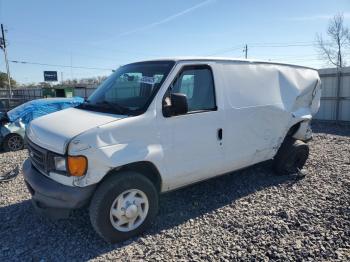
(4, 133), (22, 139)
(278, 122), (301, 148)
(105, 161), (162, 192)
(287, 122), (301, 137)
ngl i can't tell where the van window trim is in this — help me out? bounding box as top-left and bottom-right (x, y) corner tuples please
(162, 64), (217, 118)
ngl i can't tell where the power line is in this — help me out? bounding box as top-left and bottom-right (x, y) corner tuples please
(7, 39), (158, 71)
(11, 39), (160, 58)
(250, 43), (315, 48)
(205, 41), (319, 56)
(248, 41), (317, 47)
(205, 45), (243, 56)
(254, 53), (320, 58)
(248, 41), (316, 45)
(9, 60), (115, 71)
(258, 51), (350, 61)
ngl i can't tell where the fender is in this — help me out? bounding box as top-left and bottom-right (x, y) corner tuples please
(67, 113), (167, 189)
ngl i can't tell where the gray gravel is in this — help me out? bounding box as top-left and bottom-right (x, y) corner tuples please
(0, 122), (349, 261)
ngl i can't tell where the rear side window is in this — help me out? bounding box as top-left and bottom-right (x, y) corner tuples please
(171, 65), (216, 112)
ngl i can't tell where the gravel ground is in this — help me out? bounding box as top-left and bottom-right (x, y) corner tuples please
(0, 122), (349, 261)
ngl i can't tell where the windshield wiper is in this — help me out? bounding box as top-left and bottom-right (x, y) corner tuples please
(95, 101), (128, 115)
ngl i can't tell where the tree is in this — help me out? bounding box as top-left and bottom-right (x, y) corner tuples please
(37, 82), (51, 88)
(0, 71), (17, 88)
(316, 13), (350, 68)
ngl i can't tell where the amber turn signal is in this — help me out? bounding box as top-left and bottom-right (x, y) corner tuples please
(67, 156), (88, 177)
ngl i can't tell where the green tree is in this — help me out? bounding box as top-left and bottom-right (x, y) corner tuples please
(0, 71), (17, 88)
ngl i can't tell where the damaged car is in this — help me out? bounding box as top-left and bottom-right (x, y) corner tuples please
(23, 58), (321, 243)
(0, 97), (84, 151)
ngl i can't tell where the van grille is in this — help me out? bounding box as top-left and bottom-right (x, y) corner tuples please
(27, 139), (48, 174)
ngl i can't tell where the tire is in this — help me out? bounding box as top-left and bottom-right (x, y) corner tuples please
(3, 133), (24, 152)
(273, 137), (309, 175)
(89, 171), (159, 243)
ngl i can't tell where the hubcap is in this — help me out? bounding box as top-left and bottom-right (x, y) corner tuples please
(110, 189), (149, 232)
(125, 204), (138, 218)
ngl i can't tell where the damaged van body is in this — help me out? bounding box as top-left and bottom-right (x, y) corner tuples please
(0, 97), (84, 151)
(23, 58), (321, 242)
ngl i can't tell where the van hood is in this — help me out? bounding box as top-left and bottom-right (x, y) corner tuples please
(26, 107), (126, 154)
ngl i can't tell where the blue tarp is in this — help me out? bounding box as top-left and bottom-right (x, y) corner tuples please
(7, 97), (84, 125)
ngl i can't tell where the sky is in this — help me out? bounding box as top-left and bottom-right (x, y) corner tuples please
(0, 0), (349, 84)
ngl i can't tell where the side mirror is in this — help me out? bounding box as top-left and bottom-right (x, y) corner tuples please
(163, 93), (188, 117)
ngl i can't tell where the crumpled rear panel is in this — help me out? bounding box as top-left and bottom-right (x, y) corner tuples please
(217, 62), (320, 169)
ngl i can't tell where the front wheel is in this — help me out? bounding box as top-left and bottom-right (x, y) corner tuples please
(273, 138), (309, 175)
(89, 171), (159, 243)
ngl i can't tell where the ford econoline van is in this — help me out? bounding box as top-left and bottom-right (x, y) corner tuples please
(23, 58), (321, 242)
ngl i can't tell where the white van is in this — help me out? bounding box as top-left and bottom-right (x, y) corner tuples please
(23, 57), (321, 242)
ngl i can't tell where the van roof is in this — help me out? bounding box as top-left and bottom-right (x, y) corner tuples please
(133, 57), (317, 71)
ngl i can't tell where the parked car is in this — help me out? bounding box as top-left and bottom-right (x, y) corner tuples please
(0, 97), (84, 151)
(23, 58), (321, 243)
(0, 100), (5, 112)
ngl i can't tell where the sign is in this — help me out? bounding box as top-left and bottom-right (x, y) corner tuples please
(44, 71), (58, 81)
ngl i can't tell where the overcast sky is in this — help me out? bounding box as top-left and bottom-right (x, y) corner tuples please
(0, 0), (349, 84)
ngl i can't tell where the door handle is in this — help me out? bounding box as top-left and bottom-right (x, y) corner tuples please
(217, 128), (223, 140)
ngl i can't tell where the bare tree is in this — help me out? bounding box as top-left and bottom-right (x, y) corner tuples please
(316, 13), (350, 68)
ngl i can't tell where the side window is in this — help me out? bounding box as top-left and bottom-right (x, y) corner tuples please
(171, 66), (216, 112)
(179, 74), (194, 99)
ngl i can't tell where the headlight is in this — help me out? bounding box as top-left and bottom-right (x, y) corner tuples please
(54, 156), (66, 171)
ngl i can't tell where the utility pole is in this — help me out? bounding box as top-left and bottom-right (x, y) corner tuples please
(243, 44), (248, 59)
(0, 24), (12, 98)
(70, 52), (73, 80)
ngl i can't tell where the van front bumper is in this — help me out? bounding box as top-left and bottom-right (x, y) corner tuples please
(22, 159), (96, 217)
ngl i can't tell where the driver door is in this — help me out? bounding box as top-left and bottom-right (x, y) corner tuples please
(159, 64), (224, 190)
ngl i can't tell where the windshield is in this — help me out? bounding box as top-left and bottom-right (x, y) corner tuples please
(78, 61), (175, 115)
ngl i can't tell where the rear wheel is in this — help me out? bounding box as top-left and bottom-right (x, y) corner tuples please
(273, 137), (309, 175)
(89, 171), (159, 243)
(3, 134), (24, 152)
